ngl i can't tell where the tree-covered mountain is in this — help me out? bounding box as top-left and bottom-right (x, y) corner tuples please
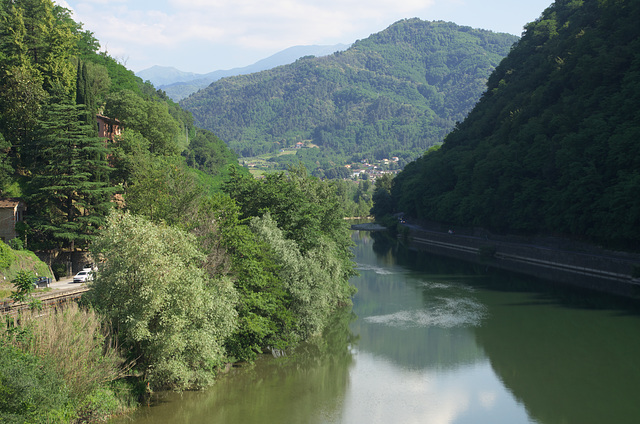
(180, 19), (518, 171)
(389, 0), (640, 249)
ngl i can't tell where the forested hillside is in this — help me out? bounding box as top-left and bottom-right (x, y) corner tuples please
(181, 19), (518, 172)
(0, 0), (237, 250)
(388, 0), (640, 249)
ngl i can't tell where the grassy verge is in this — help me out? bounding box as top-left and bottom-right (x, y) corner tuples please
(2, 303), (140, 423)
(0, 248), (53, 300)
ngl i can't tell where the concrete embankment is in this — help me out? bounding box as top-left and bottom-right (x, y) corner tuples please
(400, 225), (640, 299)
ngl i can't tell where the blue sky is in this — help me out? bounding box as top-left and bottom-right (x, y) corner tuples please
(57, 0), (554, 74)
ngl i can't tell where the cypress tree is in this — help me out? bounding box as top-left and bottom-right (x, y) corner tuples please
(75, 60), (85, 106)
(75, 60), (97, 132)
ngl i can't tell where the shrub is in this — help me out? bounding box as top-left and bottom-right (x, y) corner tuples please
(7, 238), (24, 251)
(10, 271), (35, 303)
(0, 343), (74, 423)
(0, 241), (14, 269)
(74, 382), (138, 423)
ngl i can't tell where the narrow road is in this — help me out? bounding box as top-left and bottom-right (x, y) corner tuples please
(50, 275), (85, 290)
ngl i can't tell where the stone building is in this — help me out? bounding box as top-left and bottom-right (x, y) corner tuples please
(96, 114), (121, 141)
(0, 198), (26, 242)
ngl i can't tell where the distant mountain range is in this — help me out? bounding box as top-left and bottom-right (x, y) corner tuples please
(180, 19), (519, 174)
(137, 44), (350, 101)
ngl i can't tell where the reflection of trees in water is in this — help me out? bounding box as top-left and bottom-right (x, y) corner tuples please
(197, 306), (357, 424)
(367, 229), (488, 277)
(114, 300), (358, 424)
(356, 229), (640, 424)
(352, 230), (486, 369)
(474, 287), (640, 424)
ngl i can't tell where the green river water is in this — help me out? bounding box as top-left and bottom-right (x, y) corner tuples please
(110, 230), (640, 424)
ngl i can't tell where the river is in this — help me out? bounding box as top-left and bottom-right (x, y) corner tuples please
(110, 230), (640, 424)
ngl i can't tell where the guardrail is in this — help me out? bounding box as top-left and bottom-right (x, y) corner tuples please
(405, 230), (640, 289)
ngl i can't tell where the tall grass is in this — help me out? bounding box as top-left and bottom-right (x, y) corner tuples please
(14, 303), (130, 400)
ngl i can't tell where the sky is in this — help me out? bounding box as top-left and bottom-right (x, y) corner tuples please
(56, 0), (554, 74)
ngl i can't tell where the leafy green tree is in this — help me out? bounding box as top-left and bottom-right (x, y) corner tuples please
(183, 129), (236, 176)
(89, 211), (238, 389)
(10, 270), (35, 303)
(0, 0), (88, 172)
(82, 61), (111, 106)
(0, 64), (47, 151)
(185, 192), (297, 362)
(125, 155), (203, 226)
(104, 89), (181, 155)
(371, 173), (394, 218)
(75, 60), (97, 130)
(224, 164), (354, 256)
(250, 214), (355, 339)
(108, 128), (151, 185)
(0, 133), (13, 194)
(221, 165), (356, 356)
(1, 0), (78, 96)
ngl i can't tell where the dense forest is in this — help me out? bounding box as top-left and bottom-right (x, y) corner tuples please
(181, 19), (518, 173)
(0, 1), (358, 421)
(0, 0), (238, 250)
(385, 0), (640, 250)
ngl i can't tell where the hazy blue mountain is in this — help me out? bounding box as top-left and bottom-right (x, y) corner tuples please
(136, 66), (201, 87)
(137, 44), (350, 101)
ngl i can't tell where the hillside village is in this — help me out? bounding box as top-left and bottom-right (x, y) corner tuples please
(242, 142), (401, 181)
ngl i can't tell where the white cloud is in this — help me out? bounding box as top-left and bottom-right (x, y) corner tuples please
(60, 0), (435, 58)
(56, 0), (549, 72)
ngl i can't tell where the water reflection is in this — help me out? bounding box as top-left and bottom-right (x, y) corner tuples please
(111, 230), (640, 424)
(114, 308), (356, 424)
(474, 280), (640, 424)
(352, 229), (640, 424)
(340, 356), (528, 424)
(345, 231), (531, 424)
(351, 230), (486, 370)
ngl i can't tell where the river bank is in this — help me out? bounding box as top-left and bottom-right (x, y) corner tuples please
(380, 221), (640, 299)
(107, 230), (640, 424)
(350, 222), (387, 231)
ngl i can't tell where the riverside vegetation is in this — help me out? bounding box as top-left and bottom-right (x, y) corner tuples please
(0, 0), (356, 422)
